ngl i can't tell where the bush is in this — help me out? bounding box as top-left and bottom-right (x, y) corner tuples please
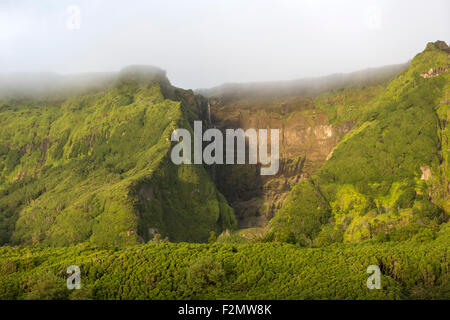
(413, 228), (435, 242)
(186, 256), (226, 294)
(315, 225), (344, 247)
(0, 260), (17, 275)
(375, 231), (389, 243)
(22, 272), (68, 300)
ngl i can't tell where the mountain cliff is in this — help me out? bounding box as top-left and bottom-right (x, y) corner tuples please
(0, 66), (236, 246)
(0, 41), (449, 300)
(0, 42), (448, 248)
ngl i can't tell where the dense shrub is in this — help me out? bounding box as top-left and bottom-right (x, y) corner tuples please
(0, 227), (448, 300)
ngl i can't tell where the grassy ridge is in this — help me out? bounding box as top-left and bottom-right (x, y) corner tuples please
(0, 68), (236, 246)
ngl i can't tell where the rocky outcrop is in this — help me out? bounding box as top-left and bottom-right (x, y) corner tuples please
(420, 166), (432, 181)
(420, 67), (449, 78)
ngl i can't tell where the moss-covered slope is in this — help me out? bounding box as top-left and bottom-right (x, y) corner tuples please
(0, 66), (236, 246)
(270, 41), (449, 245)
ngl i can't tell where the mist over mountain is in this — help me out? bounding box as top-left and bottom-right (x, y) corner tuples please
(0, 40), (448, 300)
(2, 0), (450, 304)
(197, 62), (409, 100)
(0, 61), (409, 101)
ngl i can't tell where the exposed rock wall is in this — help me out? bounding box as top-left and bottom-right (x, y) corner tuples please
(208, 96), (353, 227)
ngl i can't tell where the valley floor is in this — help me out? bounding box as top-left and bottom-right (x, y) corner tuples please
(0, 225), (448, 300)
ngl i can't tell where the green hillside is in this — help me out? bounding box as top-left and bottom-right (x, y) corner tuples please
(269, 41), (449, 245)
(0, 66), (236, 246)
(0, 42), (448, 300)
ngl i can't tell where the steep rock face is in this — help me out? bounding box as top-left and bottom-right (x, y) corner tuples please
(208, 96), (353, 227)
(201, 63), (408, 228)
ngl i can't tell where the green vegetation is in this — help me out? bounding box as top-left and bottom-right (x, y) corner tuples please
(0, 42), (448, 300)
(0, 223), (448, 300)
(0, 67), (236, 247)
(269, 41), (449, 245)
(269, 180), (330, 245)
(315, 84), (386, 125)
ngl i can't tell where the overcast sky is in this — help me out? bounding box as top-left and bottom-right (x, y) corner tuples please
(0, 0), (449, 89)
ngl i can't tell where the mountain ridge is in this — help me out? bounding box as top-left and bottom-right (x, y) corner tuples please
(0, 41), (448, 247)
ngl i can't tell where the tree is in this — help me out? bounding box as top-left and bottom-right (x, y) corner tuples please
(208, 231), (217, 243)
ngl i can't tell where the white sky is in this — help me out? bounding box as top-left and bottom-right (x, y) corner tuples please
(0, 0), (449, 89)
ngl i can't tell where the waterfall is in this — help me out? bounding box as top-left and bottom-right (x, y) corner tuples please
(207, 99), (212, 125)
